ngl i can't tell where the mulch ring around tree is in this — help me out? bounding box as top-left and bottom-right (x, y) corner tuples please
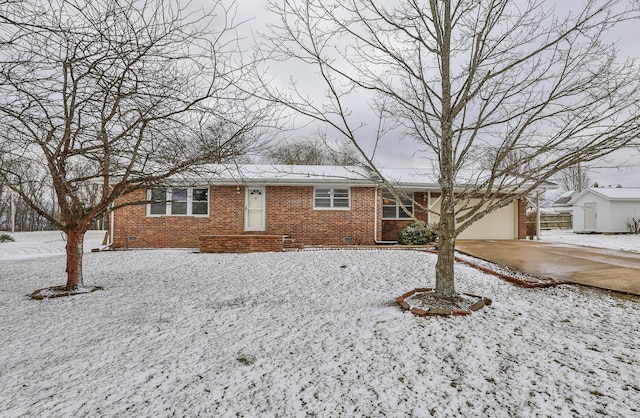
(399, 250), (558, 317)
(30, 285), (103, 300)
(397, 288), (492, 317)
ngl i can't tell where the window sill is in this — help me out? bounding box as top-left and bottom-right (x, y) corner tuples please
(313, 207), (351, 211)
(146, 214), (210, 218)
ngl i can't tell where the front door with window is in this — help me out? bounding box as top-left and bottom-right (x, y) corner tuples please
(245, 187), (266, 231)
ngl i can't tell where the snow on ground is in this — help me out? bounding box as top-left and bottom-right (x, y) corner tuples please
(540, 229), (640, 253)
(0, 236), (639, 417)
(0, 230), (106, 261)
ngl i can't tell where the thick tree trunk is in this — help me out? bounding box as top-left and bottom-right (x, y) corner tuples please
(435, 187), (457, 299)
(65, 228), (85, 290)
(434, 0), (457, 300)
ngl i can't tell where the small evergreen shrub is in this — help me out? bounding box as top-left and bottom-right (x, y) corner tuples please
(0, 233), (15, 243)
(397, 221), (438, 245)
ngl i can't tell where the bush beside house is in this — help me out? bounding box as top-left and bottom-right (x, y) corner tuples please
(397, 222), (438, 245)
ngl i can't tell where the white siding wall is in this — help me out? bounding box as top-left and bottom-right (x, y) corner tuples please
(610, 201), (640, 232)
(598, 197), (612, 232)
(571, 201), (585, 231)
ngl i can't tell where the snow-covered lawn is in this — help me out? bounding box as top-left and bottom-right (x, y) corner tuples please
(0, 235), (639, 417)
(0, 230), (106, 261)
(541, 229), (640, 253)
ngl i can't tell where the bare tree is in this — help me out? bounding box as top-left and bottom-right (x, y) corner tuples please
(267, 135), (361, 165)
(198, 122), (258, 164)
(263, 0), (640, 299)
(554, 164), (591, 192)
(0, 0), (268, 292)
(0, 154), (57, 232)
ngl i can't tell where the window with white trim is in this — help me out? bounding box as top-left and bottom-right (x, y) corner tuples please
(314, 187), (350, 209)
(147, 187), (209, 216)
(382, 191), (413, 219)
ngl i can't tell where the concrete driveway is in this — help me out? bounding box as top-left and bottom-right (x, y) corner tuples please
(456, 240), (640, 295)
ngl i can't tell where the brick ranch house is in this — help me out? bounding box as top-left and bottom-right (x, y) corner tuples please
(109, 164), (536, 252)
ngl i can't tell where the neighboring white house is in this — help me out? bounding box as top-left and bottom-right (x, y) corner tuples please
(569, 187), (640, 233)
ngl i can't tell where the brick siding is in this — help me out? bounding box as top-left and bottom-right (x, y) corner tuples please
(111, 187), (524, 248)
(518, 198), (527, 239)
(199, 235), (285, 253)
(381, 192), (430, 241)
(112, 185), (382, 248)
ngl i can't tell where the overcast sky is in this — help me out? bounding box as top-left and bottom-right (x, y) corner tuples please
(231, 0), (640, 188)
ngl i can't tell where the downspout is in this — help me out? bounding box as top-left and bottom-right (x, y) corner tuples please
(373, 187), (398, 244)
(10, 190), (15, 233)
(427, 190), (431, 223)
(108, 204), (114, 247)
(536, 191), (541, 240)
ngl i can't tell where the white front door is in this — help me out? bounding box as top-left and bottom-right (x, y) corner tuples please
(245, 187), (265, 231)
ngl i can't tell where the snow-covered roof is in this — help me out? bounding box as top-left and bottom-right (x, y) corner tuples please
(163, 164), (555, 192)
(209, 164), (374, 185)
(552, 190), (576, 206)
(568, 187), (640, 204)
(374, 167), (439, 189)
(171, 164), (439, 187)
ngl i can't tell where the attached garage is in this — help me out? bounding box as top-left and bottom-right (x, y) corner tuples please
(426, 198), (521, 240)
(458, 202), (520, 240)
